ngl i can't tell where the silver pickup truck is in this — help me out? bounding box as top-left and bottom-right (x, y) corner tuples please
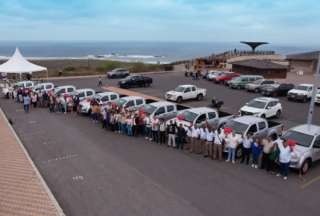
(282, 124), (320, 174)
(223, 116), (283, 157)
(224, 116), (283, 139)
(161, 107), (233, 129)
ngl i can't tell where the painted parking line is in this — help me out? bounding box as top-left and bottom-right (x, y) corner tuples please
(300, 175), (320, 189)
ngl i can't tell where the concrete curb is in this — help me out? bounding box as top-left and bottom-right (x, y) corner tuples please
(0, 108), (65, 216)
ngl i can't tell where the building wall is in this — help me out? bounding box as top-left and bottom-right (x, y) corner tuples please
(232, 65), (287, 79)
(288, 60), (316, 75)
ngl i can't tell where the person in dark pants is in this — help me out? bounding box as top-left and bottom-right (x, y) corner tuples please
(167, 120), (177, 148)
(261, 137), (274, 172)
(159, 119), (166, 144)
(176, 124), (186, 150)
(241, 133), (253, 165)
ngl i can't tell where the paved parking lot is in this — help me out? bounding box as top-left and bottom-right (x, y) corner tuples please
(1, 71), (320, 216)
(52, 71), (320, 129)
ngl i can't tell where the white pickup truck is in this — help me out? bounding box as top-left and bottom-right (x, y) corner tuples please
(113, 96), (146, 110)
(165, 85), (206, 103)
(168, 107), (233, 128)
(282, 124), (320, 174)
(79, 92), (120, 114)
(287, 84), (316, 102)
(139, 101), (188, 119)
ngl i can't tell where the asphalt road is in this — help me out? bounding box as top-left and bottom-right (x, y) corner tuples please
(1, 72), (320, 216)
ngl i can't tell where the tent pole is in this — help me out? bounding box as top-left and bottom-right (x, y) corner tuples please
(46, 70), (49, 81)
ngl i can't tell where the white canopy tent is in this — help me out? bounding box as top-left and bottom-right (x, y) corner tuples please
(0, 48), (48, 79)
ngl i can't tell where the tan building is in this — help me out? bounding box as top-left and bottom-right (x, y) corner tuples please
(287, 51), (320, 75)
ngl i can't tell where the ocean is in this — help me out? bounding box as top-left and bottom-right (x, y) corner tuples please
(0, 41), (317, 64)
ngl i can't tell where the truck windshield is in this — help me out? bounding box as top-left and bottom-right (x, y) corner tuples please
(247, 100), (267, 109)
(180, 110), (198, 122)
(225, 120), (248, 134)
(116, 98), (127, 106)
(174, 86), (185, 92)
(141, 104), (157, 114)
(282, 130), (314, 147)
(295, 85), (309, 91)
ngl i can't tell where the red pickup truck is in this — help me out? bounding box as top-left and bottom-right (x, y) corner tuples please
(213, 72), (240, 84)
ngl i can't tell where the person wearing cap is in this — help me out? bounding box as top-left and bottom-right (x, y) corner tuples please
(277, 139), (293, 180)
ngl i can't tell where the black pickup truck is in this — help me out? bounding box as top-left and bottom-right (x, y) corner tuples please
(118, 75), (153, 88)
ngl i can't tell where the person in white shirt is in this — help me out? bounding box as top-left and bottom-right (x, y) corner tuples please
(204, 127), (214, 158)
(241, 133), (253, 165)
(190, 125), (200, 153)
(144, 115), (152, 141)
(213, 128), (223, 161)
(186, 126), (192, 150)
(226, 131), (239, 164)
(199, 125), (207, 154)
(277, 139), (292, 180)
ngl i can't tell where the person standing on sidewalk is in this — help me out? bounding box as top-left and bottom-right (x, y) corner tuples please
(23, 93), (30, 113)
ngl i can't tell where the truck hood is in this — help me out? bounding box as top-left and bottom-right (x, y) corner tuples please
(166, 90), (181, 96)
(240, 106), (263, 115)
(170, 118), (192, 128)
(288, 89), (307, 95)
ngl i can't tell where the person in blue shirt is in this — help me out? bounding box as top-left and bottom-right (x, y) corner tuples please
(251, 138), (262, 169)
(23, 94), (30, 113)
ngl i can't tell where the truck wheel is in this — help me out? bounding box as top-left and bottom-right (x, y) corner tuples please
(197, 94), (203, 101)
(261, 114), (266, 118)
(88, 109), (92, 116)
(301, 159), (311, 175)
(254, 88), (259, 93)
(276, 110), (281, 118)
(177, 97), (183, 103)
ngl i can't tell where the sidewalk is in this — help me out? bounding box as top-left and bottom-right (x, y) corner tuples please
(0, 109), (64, 216)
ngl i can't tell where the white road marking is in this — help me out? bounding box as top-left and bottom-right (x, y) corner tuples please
(43, 154), (78, 164)
(72, 176), (84, 181)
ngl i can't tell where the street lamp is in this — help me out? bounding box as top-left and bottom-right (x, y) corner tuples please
(307, 53), (320, 128)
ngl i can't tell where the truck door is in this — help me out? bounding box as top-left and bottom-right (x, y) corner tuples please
(313, 136), (320, 161)
(195, 114), (207, 127)
(154, 107), (166, 117)
(247, 123), (258, 137)
(184, 87), (192, 99)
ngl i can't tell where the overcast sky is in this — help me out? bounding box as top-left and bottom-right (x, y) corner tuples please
(0, 0), (319, 45)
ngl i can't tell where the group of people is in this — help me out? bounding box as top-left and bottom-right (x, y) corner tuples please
(10, 86), (295, 180)
(11, 87), (80, 114)
(91, 101), (294, 180)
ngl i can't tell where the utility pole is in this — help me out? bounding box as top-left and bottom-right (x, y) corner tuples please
(307, 53), (320, 128)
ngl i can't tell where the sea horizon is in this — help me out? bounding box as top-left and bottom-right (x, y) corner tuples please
(0, 41), (318, 64)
